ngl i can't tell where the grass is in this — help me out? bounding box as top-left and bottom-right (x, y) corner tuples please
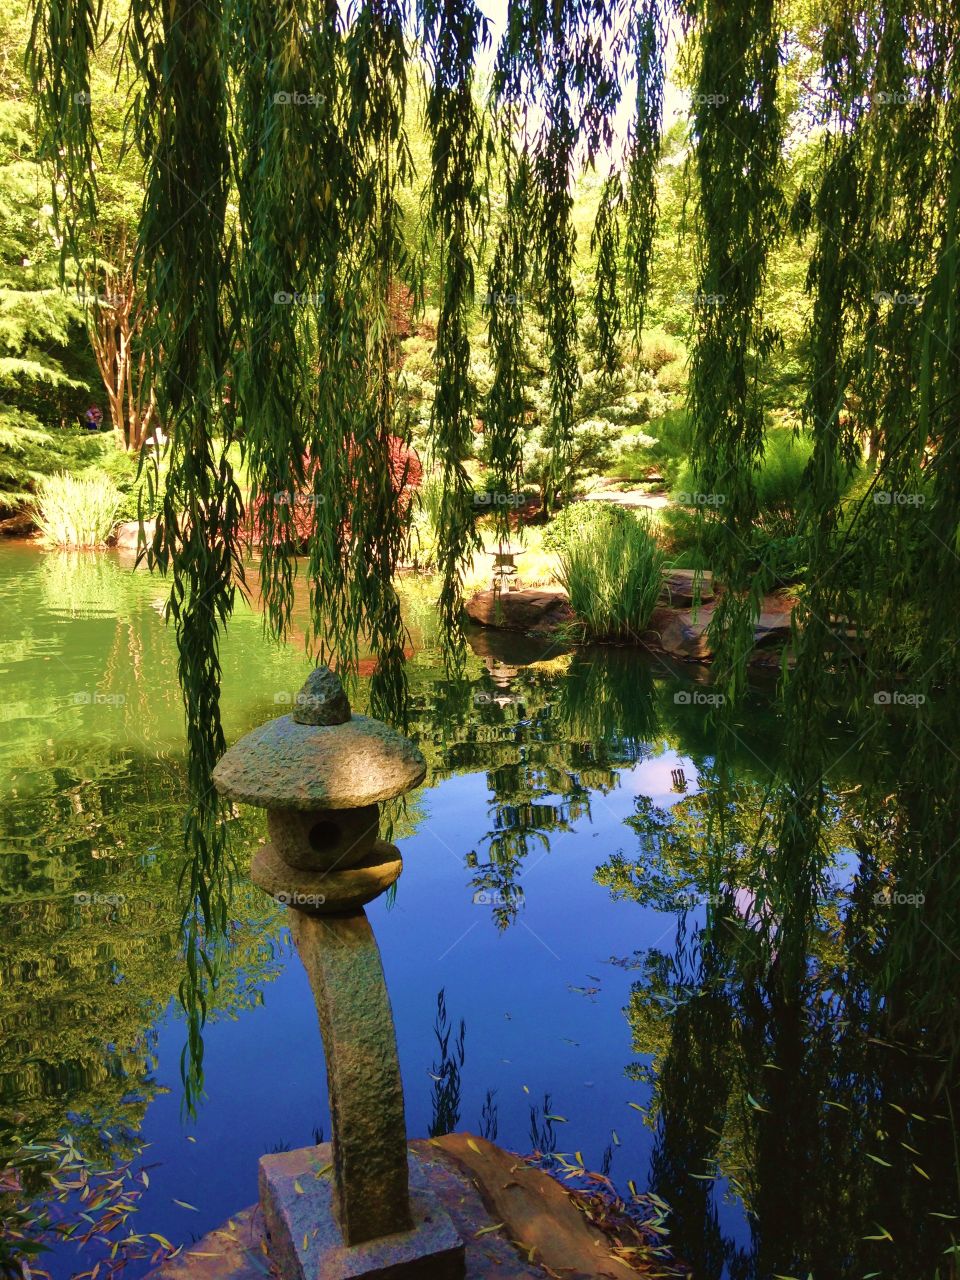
(554, 506), (666, 639)
(35, 472), (122, 548)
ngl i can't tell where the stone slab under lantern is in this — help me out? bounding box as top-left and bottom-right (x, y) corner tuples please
(250, 840), (403, 913)
(260, 1144), (465, 1280)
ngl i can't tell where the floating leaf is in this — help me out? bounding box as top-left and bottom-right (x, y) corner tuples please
(474, 1223), (504, 1237)
(173, 1199), (198, 1211)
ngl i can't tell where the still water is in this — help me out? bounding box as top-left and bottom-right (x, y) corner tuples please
(0, 542), (956, 1279)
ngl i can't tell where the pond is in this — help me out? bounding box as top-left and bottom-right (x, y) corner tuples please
(0, 541), (955, 1279)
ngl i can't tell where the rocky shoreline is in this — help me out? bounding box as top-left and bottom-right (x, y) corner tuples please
(465, 569), (797, 669)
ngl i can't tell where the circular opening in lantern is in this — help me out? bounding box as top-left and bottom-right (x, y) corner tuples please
(308, 819), (342, 853)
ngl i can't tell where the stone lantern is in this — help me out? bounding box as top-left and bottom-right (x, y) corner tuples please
(213, 668), (464, 1279)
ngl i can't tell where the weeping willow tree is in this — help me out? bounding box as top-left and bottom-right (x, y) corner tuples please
(27, 0), (960, 1100)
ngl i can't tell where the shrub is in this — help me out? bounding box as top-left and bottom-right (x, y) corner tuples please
(409, 470), (445, 569)
(554, 505), (666, 639)
(638, 327), (684, 375)
(752, 429), (815, 537)
(35, 472), (121, 547)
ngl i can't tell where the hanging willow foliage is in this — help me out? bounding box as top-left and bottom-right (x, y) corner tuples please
(28, 0), (960, 1087)
(418, 0), (490, 645)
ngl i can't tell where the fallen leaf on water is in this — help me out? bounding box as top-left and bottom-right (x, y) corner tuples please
(474, 1223), (504, 1237)
(173, 1200), (198, 1211)
(294, 1180), (304, 1194)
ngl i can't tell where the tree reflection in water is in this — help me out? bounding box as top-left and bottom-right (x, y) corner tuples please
(599, 763), (959, 1279)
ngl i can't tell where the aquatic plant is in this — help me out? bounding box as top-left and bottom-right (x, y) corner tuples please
(34, 472), (120, 548)
(556, 507), (666, 640)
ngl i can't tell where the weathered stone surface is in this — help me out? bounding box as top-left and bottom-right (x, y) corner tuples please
(292, 666), (351, 726)
(260, 1145), (464, 1279)
(212, 714), (426, 809)
(435, 1134), (639, 1279)
(143, 1136), (657, 1280)
(642, 593), (797, 664)
(753, 595), (796, 646)
(113, 518), (156, 549)
(659, 567), (715, 608)
(250, 840), (402, 912)
(643, 602), (717, 660)
(0, 509), (37, 538)
(465, 587), (574, 634)
(267, 805), (380, 872)
(289, 913), (411, 1246)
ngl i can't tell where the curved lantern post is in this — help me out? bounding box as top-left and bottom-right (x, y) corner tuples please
(213, 668), (464, 1278)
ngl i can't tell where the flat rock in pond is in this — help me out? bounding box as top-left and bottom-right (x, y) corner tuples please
(644, 602), (717, 660)
(660, 568), (715, 608)
(465, 587), (574, 634)
(0, 509), (37, 538)
(435, 1133), (640, 1279)
(113, 518), (157, 549)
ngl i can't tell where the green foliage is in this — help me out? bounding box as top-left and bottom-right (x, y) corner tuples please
(554, 506), (666, 639)
(35, 471), (120, 547)
(27, 0), (960, 1096)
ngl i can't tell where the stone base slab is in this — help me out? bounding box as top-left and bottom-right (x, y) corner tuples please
(259, 1144), (465, 1279)
(250, 840), (402, 913)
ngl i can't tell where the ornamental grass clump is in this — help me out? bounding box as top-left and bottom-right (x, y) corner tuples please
(35, 472), (121, 548)
(555, 507), (666, 640)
